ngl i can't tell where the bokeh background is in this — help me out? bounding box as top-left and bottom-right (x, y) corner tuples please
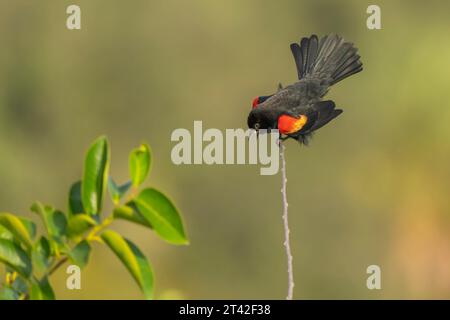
(1, 0), (450, 299)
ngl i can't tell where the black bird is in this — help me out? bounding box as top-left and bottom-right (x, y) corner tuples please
(248, 34), (363, 144)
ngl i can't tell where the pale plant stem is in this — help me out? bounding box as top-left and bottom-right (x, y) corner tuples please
(280, 142), (294, 300)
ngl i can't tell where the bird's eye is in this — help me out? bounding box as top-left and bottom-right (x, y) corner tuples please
(254, 123), (260, 130)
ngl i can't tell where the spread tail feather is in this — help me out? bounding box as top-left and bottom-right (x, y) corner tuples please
(290, 34), (363, 85)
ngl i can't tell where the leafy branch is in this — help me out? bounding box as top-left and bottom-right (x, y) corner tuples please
(0, 136), (188, 300)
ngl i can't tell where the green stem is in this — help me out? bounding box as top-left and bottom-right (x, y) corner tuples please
(44, 215), (114, 278)
(86, 215), (113, 241)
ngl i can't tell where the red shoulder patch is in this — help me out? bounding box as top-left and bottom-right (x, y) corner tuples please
(252, 97), (260, 109)
(278, 114), (308, 134)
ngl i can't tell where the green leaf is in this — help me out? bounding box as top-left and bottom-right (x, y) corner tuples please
(48, 238), (69, 258)
(30, 202), (67, 239)
(0, 225), (13, 241)
(69, 240), (91, 269)
(30, 277), (55, 300)
(113, 204), (152, 229)
(19, 218), (36, 241)
(129, 143), (151, 187)
(66, 214), (97, 240)
(0, 286), (18, 300)
(0, 238), (32, 278)
(108, 178), (132, 205)
(32, 237), (51, 274)
(101, 230), (154, 299)
(82, 136), (110, 215)
(134, 188), (188, 245)
(68, 181), (84, 215)
(0, 213), (34, 250)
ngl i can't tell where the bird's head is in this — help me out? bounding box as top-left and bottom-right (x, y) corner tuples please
(247, 108), (274, 132)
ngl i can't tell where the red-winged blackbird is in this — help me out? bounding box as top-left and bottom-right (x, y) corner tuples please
(247, 34), (363, 144)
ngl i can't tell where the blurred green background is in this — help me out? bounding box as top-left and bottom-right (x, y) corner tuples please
(1, 0), (450, 299)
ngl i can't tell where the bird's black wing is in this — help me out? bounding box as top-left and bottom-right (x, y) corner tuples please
(290, 100), (341, 135)
(308, 100), (342, 132)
